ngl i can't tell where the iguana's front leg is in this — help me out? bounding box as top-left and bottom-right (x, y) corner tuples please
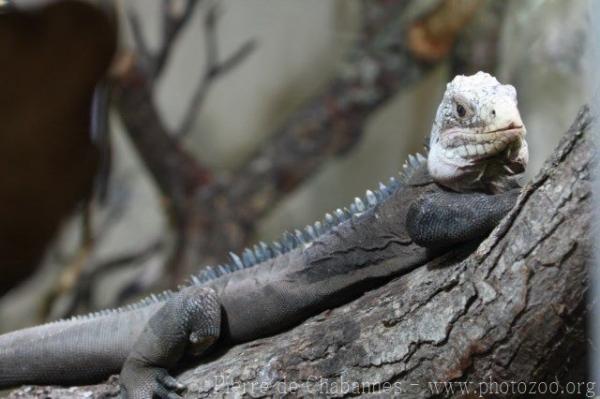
(119, 286), (221, 399)
(406, 189), (520, 249)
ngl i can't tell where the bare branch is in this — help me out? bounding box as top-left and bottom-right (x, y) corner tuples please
(127, 12), (153, 68)
(112, 62), (213, 203)
(154, 0), (201, 78)
(128, 0), (202, 79)
(175, 2), (256, 138)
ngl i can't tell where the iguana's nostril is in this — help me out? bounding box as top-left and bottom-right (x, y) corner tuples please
(491, 109), (496, 118)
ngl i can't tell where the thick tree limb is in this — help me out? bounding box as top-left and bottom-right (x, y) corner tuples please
(7, 108), (595, 398)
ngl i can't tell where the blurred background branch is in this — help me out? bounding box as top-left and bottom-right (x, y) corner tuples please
(130, 0), (202, 79)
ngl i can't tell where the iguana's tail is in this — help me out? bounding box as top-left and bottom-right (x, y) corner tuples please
(0, 302), (160, 388)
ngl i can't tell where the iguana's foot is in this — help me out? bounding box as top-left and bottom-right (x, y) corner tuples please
(120, 362), (185, 399)
(406, 189), (519, 248)
(119, 286), (221, 398)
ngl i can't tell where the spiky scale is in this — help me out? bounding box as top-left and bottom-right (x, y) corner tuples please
(365, 189), (377, 206)
(229, 252), (244, 269)
(253, 244), (264, 262)
(379, 181), (387, 192)
(283, 231), (296, 250)
(335, 208), (345, 222)
(305, 225), (316, 240)
(217, 264), (228, 275)
(271, 241), (283, 255)
(201, 269), (209, 279)
(325, 213), (335, 226)
(354, 197), (366, 212)
(289, 231), (299, 248)
(204, 266), (216, 279)
(191, 275), (201, 285)
(304, 228), (312, 241)
(294, 229), (305, 244)
(243, 248), (257, 267)
(314, 221), (323, 235)
(282, 233), (291, 250)
(409, 154), (418, 167)
(350, 203), (358, 214)
(259, 241), (271, 259)
(202, 266), (213, 278)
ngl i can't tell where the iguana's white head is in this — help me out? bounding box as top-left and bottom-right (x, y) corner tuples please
(428, 72), (528, 192)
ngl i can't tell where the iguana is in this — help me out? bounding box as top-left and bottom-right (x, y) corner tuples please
(0, 72), (528, 399)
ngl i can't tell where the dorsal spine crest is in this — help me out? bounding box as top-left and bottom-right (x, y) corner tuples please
(59, 151), (428, 323)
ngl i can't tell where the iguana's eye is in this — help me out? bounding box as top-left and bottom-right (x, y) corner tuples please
(456, 103), (466, 118)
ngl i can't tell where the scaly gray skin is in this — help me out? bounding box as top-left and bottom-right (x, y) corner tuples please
(0, 72), (527, 399)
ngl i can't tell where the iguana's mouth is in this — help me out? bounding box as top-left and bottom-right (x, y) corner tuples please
(440, 124), (525, 161)
(484, 123), (524, 134)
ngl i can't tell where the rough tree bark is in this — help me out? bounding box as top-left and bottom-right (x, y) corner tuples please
(5, 108), (594, 398)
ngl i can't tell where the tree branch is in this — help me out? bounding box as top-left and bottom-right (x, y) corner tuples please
(129, 0), (202, 79)
(175, 2), (256, 138)
(113, 62), (213, 200)
(7, 108), (594, 398)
